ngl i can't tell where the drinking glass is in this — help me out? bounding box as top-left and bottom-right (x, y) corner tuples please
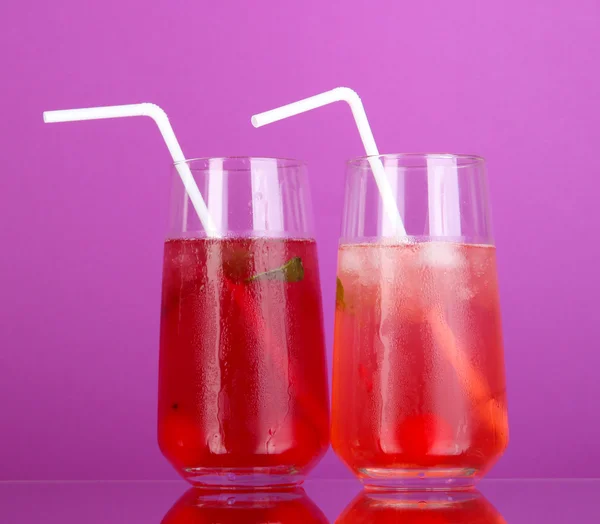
(331, 154), (509, 490)
(158, 157), (329, 489)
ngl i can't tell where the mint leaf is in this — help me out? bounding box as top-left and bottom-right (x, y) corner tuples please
(223, 248), (253, 283)
(336, 277), (346, 309)
(247, 256), (304, 283)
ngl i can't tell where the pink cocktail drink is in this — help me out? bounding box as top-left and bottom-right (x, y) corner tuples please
(332, 241), (508, 486)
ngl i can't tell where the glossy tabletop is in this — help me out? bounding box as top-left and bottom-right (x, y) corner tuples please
(0, 479), (597, 522)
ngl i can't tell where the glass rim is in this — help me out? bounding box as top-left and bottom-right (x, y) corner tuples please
(347, 152), (485, 168)
(173, 156), (307, 170)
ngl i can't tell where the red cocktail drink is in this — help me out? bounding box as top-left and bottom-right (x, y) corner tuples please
(159, 236), (328, 487)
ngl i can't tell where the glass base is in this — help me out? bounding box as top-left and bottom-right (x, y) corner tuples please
(182, 466), (304, 490)
(359, 467), (479, 491)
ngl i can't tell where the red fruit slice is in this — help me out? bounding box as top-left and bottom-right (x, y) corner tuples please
(159, 414), (206, 467)
(397, 413), (454, 458)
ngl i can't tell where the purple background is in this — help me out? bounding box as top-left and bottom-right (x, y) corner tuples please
(1, 0), (598, 480)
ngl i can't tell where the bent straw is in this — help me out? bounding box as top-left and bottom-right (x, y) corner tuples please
(253, 87), (499, 432)
(252, 87), (407, 236)
(43, 103), (218, 236)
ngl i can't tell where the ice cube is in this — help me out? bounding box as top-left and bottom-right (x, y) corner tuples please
(418, 242), (466, 270)
(338, 244), (382, 276)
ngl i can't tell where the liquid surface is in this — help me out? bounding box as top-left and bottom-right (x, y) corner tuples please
(158, 237), (329, 482)
(332, 242), (508, 479)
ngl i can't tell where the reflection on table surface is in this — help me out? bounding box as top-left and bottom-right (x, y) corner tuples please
(336, 490), (505, 523)
(0, 479), (598, 523)
(162, 488), (328, 523)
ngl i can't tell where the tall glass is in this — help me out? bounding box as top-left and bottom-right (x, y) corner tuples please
(158, 157), (329, 489)
(332, 154), (508, 490)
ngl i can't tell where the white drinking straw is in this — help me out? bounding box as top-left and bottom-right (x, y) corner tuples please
(43, 103), (218, 236)
(254, 89), (495, 421)
(251, 87), (407, 236)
